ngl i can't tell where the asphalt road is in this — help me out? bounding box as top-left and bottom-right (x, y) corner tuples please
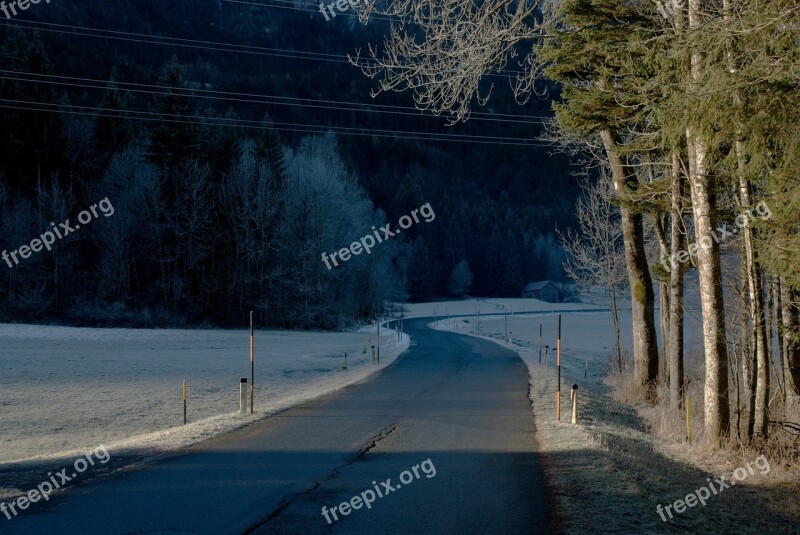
(3, 318), (549, 535)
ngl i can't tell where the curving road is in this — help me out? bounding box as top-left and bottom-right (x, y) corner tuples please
(3, 318), (550, 534)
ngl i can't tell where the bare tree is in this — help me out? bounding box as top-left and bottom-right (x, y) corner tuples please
(281, 134), (398, 327)
(558, 174), (626, 372)
(352, 0), (540, 124)
(219, 139), (280, 317)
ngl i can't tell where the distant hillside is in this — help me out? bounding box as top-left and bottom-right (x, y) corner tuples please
(0, 0), (582, 327)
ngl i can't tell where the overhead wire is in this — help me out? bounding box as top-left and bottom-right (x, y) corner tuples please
(0, 69), (553, 125)
(0, 12), (553, 145)
(0, 98), (554, 146)
(0, 18), (536, 79)
(223, 0), (401, 22)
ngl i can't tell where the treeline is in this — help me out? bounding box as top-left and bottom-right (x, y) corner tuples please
(0, 1), (578, 327)
(539, 0), (800, 444)
(0, 55), (400, 328)
(350, 0), (799, 446)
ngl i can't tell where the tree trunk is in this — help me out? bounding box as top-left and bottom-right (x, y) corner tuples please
(738, 162), (769, 440)
(687, 0), (730, 446)
(653, 214), (671, 383)
(611, 287), (622, 373)
(668, 151), (685, 411)
(774, 278), (785, 404)
(600, 129), (659, 394)
(686, 132), (731, 445)
(740, 240), (756, 441)
(781, 280), (800, 419)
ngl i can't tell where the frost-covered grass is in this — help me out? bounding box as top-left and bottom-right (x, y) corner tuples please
(0, 322), (408, 497)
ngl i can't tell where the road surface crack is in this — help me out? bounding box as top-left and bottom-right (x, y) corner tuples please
(240, 421), (401, 534)
(358, 422), (397, 457)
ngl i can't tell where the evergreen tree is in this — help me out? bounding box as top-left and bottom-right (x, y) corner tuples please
(146, 57), (201, 169)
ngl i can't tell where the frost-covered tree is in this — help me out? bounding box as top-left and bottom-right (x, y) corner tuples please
(447, 259), (474, 298)
(558, 176), (626, 371)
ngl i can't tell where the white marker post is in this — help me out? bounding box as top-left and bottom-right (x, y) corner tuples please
(557, 314), (562, 421)
(240, 378), (248, 415)
(571, 384), (578, 424)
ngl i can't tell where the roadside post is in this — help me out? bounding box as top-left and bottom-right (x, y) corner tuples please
(250, 310), (254, 415)
(183, 381), (187, 424)
(240, 378), (247, 415)
(557, 314), (562, 421)
(571, 384), (578, 424)
(686, 395), (692, 443)
(538, 323), (542, 363)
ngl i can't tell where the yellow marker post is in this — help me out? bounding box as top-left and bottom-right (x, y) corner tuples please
(685, 395), (692, 443)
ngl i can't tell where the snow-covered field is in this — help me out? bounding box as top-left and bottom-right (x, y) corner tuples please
(0, 322), (407, 497)
(401, 296), (607, 319)
(433, 309), (636, 380)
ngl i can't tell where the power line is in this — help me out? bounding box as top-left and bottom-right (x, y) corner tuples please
(1, 19), (534, 78)
(223, 0), (401, 23)
(1, 19), (351, 63)
(0, 69), (552, 125)
(0, 98), (554, 146)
